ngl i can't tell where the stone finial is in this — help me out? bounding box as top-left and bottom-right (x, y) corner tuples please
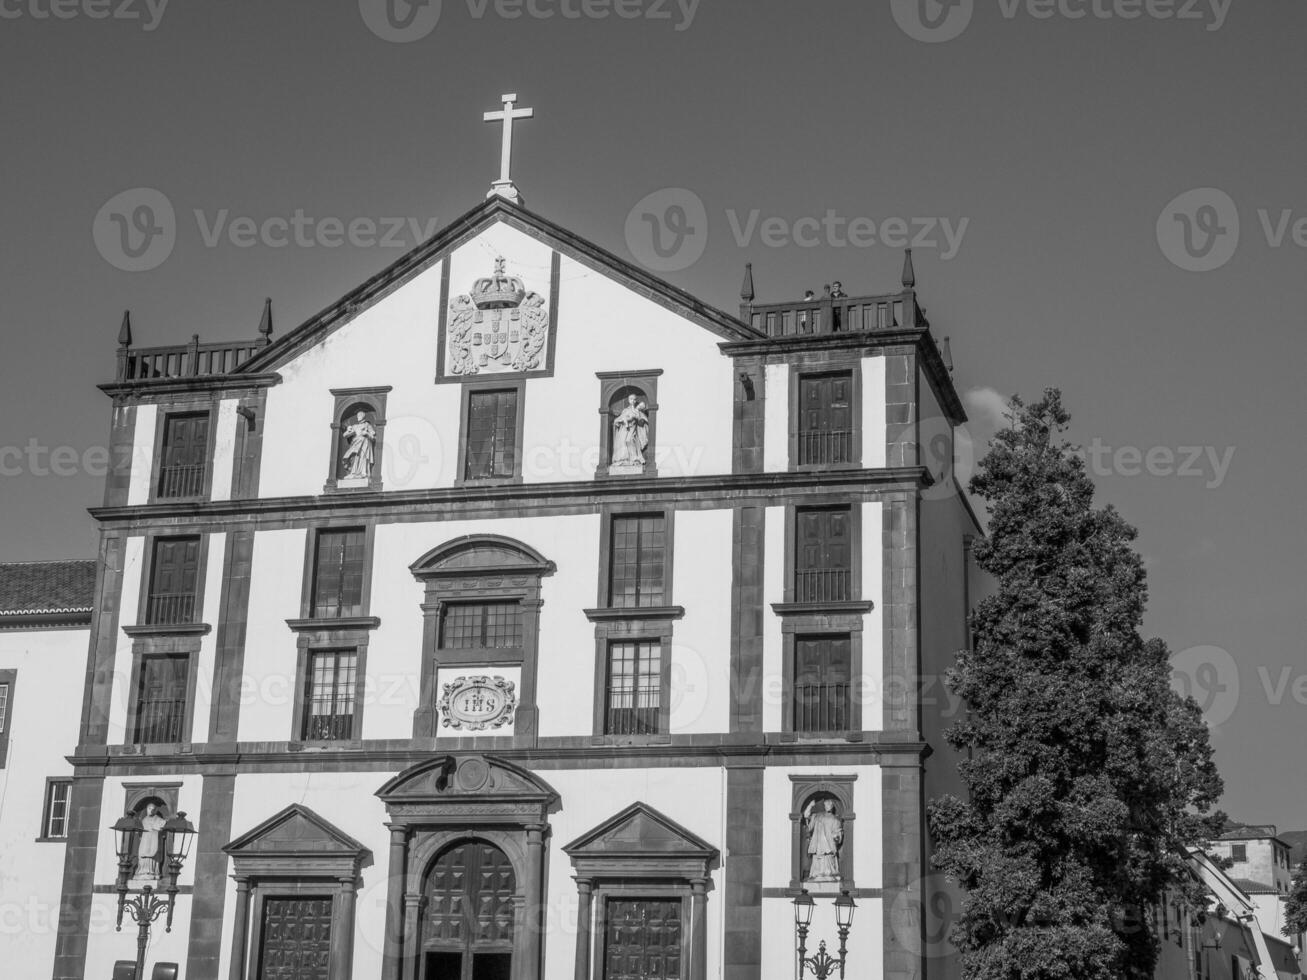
(258, 298), (274, 345)
(901, 248), (916, 289)
(117, 310), (133, 348)
(942, 336), (954, 374)
(740, 262), (755, 304)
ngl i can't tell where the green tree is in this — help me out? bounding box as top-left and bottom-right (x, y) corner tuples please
(1284, 858), (1307, 939)
(927, 389), (1225, 980)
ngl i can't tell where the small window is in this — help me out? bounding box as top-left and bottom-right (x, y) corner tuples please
(146, 536), (202, 625)
(1230, 844), (1247, 863)
(439, 602), (523, 649)
(604, 640), (663, 735)
(464, 388), (519, 481)
(0, 673), (13, 768)
(794, 507), (852, 603)
(311, 528), (367, 618)
(793, 635), (852, 733)
(302, 650), (358, 741)
(797, 372), (854, 466)
(134, 654), (190, 744)
(42, 779), (72, 839)
(609, 515), (667, 609)
(0, 682), (8, 733)
(157, 411), (210, 499)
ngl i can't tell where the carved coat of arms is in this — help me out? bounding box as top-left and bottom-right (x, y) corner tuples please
(446, 256), (550, 376)
(438, 675), (518, 731)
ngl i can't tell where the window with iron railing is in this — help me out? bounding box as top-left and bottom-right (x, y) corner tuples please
(156, 411), (209, 499)
(796, 372), (854, 467)
(604, 640), (663, 735)
(792, 635), (852, 734)
(302, 650), (357, 741)
(311, 528), (367, 619)
(608, 515), (667, 608)
(146, 536), (201, 625)
(133, 654), (189, 744)
(794, 507), (851, 603)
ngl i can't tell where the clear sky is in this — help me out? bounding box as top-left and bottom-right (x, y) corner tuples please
(0, 1), (1302, 829)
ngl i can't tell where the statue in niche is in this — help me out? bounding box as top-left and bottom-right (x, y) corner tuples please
(611, 394), (650, 472)
(135, 802), (167, 880)
(341, 411), (377, 480)
(804, 798), (844, 882)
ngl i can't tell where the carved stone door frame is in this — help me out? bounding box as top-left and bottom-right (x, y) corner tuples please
(376, 754), (559, 980)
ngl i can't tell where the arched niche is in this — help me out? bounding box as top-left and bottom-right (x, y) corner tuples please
(325, 385), (390, 492)
(375, 755), (559, 980)
(788, 775), (857, 891)
(409, 537), (555, 739)
(595, 370), (661, 479)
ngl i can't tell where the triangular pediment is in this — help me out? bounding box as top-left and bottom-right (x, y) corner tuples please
(236, 196), (760, 377)
(564, 802), (717, 861)
(376, 754), (559, 808)
(224, 804), (368, 858)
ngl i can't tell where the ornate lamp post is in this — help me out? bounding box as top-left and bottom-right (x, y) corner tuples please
(111, 809), (197, 980)
(793, 889), (856, 980)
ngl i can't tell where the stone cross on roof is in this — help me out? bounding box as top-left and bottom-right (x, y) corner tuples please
(484, 93), (535, 205)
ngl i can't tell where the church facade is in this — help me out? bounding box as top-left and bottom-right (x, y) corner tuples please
(4, 185), (982, 980)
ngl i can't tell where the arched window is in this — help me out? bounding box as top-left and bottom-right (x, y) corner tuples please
(409, 537), (555, 739)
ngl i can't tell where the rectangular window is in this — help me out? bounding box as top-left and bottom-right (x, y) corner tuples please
(604, 641), (663, 735)
(464, 389), (519, 481)
(0, 671), (12, 768)
(156, 411), (210, 498)
(797, 372), (854, 466)
(603, 898), (682, 980)
(793, 635), (852, 733)
(609, 515), (667, 608)
(439, 602), (523, 649)
(1231, 844), (1247, 863)
(311, 528), (366, 619)
(302, 651), (358, 741)
(146, 536), (202, 625)
(0, 682), (8, 733)
(794, 507), (852, 602)
(42, 779), (72, 839)
(133, 654), (190, 744)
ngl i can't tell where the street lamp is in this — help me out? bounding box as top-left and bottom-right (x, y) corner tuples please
(793, 889), (856, 980)
(111, 809), (197, 980)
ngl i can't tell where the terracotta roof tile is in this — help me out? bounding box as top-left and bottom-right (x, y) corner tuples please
(0, 560), (97, 617)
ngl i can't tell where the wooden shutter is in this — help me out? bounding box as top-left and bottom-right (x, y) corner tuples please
(798, 373), (853, 465)
(793, 636), (852, 732)
(795, 508), (851, 601)
(147, 537), (201, 624)
(158, 413), (209, 497)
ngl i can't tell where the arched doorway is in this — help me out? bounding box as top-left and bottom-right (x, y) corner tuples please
(422, 840), (517, 980)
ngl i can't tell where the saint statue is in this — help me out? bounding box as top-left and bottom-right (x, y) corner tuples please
(611, 395), (649, 470)
(341, 411), (377, 480)
(135, 802), (167, 881)
(804, 798), (843, 882)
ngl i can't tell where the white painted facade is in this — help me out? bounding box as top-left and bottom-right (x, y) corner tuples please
(2, 198), (981, 980)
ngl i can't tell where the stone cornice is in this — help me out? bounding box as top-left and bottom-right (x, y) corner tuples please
(98, 373), (283, 402)
(87, 466), (933, 529)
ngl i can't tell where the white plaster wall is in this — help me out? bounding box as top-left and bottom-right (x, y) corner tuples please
(105, 536), (146, 745)
(209, 399), (239, 503)
(762, 506), (786, 732)
(861, 501), (885, 730)
(0, 627), (90, 977)
(668, 509), (733, 735)
(763, 364), (790, 472)
(190, 532), (227, 744)
(126, 404), (157, 505)
(255, 219), (736, 498)
(82, 773), (205, 980)
(918, 364), (953, 486)
(237, 528), (308, 744)
(862, 356), (887, 469)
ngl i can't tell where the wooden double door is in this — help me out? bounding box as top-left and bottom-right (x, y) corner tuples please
(422, 841), (517, 980)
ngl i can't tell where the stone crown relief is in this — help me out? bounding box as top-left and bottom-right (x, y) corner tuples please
(447, 256), (550, 376)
